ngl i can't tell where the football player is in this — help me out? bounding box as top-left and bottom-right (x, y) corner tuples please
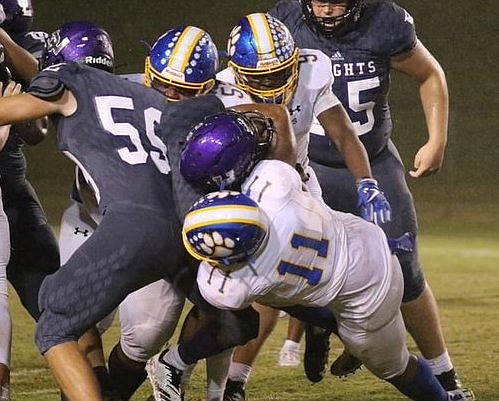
(0, 56), (18, 401)
(215, 12), (392, 398)
(178, 109), (474, 401)
(268, 1), (472, 397)
(0, 17), (263, 398)
(0, 0), (59, 322)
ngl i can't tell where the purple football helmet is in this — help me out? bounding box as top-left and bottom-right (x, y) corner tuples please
(42, 21), (114, 72)
(180, 110), (269, 191)
(0, 0), (33, 34)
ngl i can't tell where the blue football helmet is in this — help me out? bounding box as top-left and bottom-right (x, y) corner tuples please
(0, 0), (33, 34)
(42, 21), (114, 72)
(183, 190), (269, 267)
(145, 26), (219, 101)
(227, 13), (299, 105)
(301, 0), (364, 37)
(180, 110), (274, 191)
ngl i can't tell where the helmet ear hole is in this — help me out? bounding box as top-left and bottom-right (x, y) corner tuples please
(182, 190), (269, 267)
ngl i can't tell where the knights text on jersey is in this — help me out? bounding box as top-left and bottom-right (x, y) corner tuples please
(270, 0), (417, 165)
(217, 48), (340, 168)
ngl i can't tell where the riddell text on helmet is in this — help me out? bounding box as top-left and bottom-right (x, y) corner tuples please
(84, 56), (113, 68)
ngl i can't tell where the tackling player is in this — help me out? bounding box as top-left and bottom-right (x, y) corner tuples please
(178, 109), (473, 401)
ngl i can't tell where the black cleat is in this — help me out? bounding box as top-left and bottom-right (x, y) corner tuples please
(223, 379), (246, 401)
(329, 350), (363, 378)
(303, 324), (331, 383)
(436, 368), (462, 391)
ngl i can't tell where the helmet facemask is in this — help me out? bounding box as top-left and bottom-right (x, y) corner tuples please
(302, 0), (364, 37)
(227, 13), (299, 106)
(229, 47), (299, 105)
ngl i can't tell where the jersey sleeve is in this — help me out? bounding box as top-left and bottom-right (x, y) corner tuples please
(378, 2), (417, 57)
(197, 262), (255, 310)
(212, 81), (254, 107)
(27, 68), (66, 99)
(298, 49), (341, 116)
(268, 0), (303, 31)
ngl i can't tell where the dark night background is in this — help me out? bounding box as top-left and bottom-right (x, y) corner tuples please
(25, 0), (499, 239)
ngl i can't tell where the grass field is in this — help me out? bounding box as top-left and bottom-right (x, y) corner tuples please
(7, 232), (499, 401)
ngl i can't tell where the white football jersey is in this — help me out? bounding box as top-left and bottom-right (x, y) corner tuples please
(197, 160), (393, 320)
(211, 80), (253, 107)
(216, 48), (340, 168)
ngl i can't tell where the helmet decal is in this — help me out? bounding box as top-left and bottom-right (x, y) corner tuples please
(183, 190), (269, 267)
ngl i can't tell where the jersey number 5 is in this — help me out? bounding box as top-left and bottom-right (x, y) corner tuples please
(95, 95), (171, 174)
(347, 76), (380, 136)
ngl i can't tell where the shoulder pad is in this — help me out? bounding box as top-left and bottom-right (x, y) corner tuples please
(27, 73), (65, 99)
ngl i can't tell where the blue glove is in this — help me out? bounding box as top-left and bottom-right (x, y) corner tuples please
(387, 232), (415, 254)
(356, 178), (391, 224)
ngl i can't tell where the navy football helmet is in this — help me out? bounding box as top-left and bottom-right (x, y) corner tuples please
(183, 190), (269, 267)
(145, 26), (219, 101)
(301, 0), (364, 37)
(0, 0), (33, 34)
(42, 21), (114, 72)
(180, 110), (274, 191)
(227, 13), (299, 105)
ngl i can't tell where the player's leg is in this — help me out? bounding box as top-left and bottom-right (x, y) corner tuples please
(278, 316), (303, 367)
(58, 201), (116, 401)
(4, 181), (59, 320)
(375, 142), (464, 390)
(146, 280), (260, 401)
(37, 203), (183, 401)
(109, 279), (184, 400)
(0, 194), (11, 400)
(337, 256), (450, 401)
(222, 303), (279, 401)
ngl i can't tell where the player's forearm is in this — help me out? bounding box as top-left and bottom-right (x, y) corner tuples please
(0, 28), (39, 83)
(419, 66), (449, 149)
(337, 136), (373, 181)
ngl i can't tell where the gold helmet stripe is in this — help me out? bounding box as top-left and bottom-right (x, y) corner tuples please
(247, 13), (276, 59)
(168, 26), (205, 73)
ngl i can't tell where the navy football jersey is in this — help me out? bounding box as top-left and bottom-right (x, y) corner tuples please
(28, 63), (224, 215)
(0, 30), (48, 204)
(270, 0), (417, 166)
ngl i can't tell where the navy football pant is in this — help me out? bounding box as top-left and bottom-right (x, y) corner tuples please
(35, 201), (184, 354)
(310, 140), (425, 302)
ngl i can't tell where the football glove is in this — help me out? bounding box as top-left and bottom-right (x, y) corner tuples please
(356, 178), (391, 224)
(387, 232), (415, 254)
